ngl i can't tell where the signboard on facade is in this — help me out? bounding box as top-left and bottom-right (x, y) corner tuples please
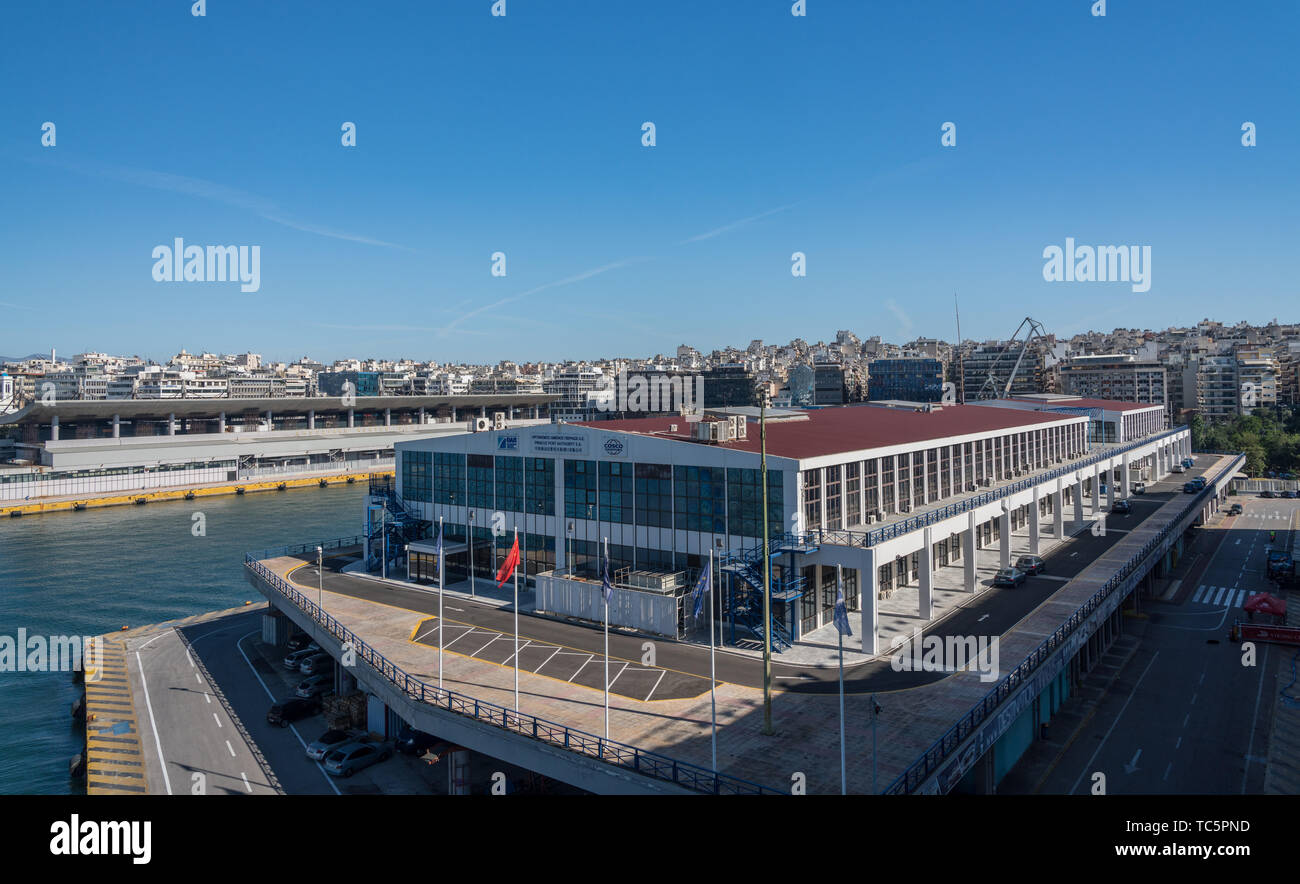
(529, 433), (588, 455)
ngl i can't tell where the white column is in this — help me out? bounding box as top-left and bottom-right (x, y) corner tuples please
(1092, 465), (1101, 510)
(1121, 452), (1131, 497)
(348, 408), (355, 428)
(50, 414), (59, 441)
(999, 504), (1011, 568)
(918, 527), (933, 621)
(112, 414), (120, 438)
(1107, 464), (1116, 508)
(1029, 490), (1041, 554)
(964, 511), (977, 591)
(168, 413), (176, 436)
(384, 408), (392, 427)
(308, 409), (316, 430)
(1072, 473), (1084, 532)
(219, 411), (226, 433)
(860, 549), (879, 654)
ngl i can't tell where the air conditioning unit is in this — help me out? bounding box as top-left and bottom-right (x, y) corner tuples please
(493, 411), (507, 430)
(469, 417), (491, 433)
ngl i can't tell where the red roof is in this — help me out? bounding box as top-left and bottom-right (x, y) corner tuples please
(575, 404), (1084, 461)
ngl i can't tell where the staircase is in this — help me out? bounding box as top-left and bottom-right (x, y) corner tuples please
(721, 533), (819, 651)
(367, 475), (426, 571)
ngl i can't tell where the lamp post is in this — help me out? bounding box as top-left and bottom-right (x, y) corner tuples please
(315, 545), (323, 613)
(468, 509), (476, 598)
(759, 384), (774, 736)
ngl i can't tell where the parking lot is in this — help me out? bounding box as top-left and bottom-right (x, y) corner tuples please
(410, 616), (715, 702)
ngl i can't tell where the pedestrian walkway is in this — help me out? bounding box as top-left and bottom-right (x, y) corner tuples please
(1189, 585), (1258, 608)
(84, 639), (148, 795)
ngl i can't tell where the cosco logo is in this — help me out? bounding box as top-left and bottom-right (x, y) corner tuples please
(603, 438), (625, 456)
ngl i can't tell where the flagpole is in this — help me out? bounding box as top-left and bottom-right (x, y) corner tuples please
(438, 516), (444, 690)
(709, 547), (717, 773)
(603, 536), (610, 741)
(468, 510), (476, 598)
(837, 563), (846, 796)
(513, 525), (520, 713)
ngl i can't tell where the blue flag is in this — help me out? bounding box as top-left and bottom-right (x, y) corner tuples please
(435, 521), (443, 561)
(691, 559), (712, 621)
(601, 552), (613, 604)
(833, 583), (852, 637)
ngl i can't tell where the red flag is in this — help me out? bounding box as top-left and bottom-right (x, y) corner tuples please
(496, 535), (520, 587)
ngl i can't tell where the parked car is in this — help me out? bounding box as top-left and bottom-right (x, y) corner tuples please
(267, 697), (321, 727)
(299, 652), (333, 675)
(1111, 499), (1133, 515)
(395, 725), (439, 756)
(1228, 503), (1243, 515)
(992, 568), (1027, 588)
(1284, 490), (1298, 499)
(306, 729), (354, 761)
(1132, 482), (1146, 495)
(323, 740), (394, 777)
(1183, 482), (1199, 494)
(1015, 555), (1045, 575)
(1182, 457), (1195, 468)
(283, 645), (320, 670)
(295, 673), (334, 699)
(1261, 490), (1276, 499)
(286, 633), (314, 652)
(1171, 464), (1186, 474)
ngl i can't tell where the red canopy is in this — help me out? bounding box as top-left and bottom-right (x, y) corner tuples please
(1244, 593), (1288, 617)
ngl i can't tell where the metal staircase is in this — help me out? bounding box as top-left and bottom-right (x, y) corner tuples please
(366, 475), (426, 571)
(720, 533), (819, 651)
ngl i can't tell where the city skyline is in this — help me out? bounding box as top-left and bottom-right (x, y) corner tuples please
(4, 2), (1297, 363)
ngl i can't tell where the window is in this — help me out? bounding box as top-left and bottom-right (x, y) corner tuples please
(401, 450), (431, 502)
(467, 453), (493, 509)
(598, 461), (633, 524)
(525, 457), (555, 516)
(824, 465), (842, 530)
(564, 459), (597, 520)
(675, 465), (726, 533)
(726, 467), (783, 539)
(803, 468), (821, 530)
(495, 456), (523, 512)
(433, 452), (465, 505)
(846, 462), (861, 525)
(865, 459), (878, 514)
(634, 463), (673, 528)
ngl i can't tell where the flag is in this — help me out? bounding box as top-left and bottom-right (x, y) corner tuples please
(496, 535), (520, 587)
(434, 521), (443, 562)
(833, 584), (853, 637)
(601, 550), (614, 603)
(690, 559), (712, 620)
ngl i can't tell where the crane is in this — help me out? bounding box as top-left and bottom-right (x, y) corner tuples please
(975, 316), (1048, 400)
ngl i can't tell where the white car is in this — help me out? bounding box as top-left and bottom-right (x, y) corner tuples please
(1171, 464), (1186, 473)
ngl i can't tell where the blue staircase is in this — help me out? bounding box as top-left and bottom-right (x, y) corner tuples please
(721, 534), (819, 651)
(366, 475), (425, 571)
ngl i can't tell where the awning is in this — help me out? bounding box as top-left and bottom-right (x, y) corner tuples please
(407, 539), (469, 556)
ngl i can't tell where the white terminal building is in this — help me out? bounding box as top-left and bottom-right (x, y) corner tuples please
(382, 394), (1188, 653)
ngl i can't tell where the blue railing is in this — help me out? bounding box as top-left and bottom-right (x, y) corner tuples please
(882, 451), (1245, 795)
(245, 545), (780, 796)
(816, 426), (1187, 549)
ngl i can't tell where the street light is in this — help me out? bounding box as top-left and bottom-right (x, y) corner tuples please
(758, 382), (774, 737)
(315, 545), (323, 613)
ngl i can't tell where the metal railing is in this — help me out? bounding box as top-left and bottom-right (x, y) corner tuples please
(882, 451), (1245, 795)
(244, 544), (780, 796)
(816, 426), (1187, 549)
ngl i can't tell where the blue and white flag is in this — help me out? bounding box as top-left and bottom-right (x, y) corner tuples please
(435, 521), (444, 561)
(601, 552), (614, 604)
(690, 559), (712, 621)
(833, 584), (852, 637)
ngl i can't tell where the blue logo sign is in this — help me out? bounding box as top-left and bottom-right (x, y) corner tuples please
(497, 435), (519, 451)
(603, 437), (625, 456)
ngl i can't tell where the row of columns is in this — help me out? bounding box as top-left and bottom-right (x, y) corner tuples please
(852, 429), (1191, 653)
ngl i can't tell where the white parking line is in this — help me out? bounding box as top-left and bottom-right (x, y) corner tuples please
(503, 640), (532, 666)
(568, 654), (595, 682)
(535, 646), (563, 673)
(644, 670), (667, 702)
(226, 740), (236, 758)
(470, 634), (503, 657)
(212, 713), (222, 728)
(241, 772), (252, 793)
(606, 662), (630, 689)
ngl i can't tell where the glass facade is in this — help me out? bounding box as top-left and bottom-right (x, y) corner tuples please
(433, 452), (465, 505)
(495, 455), (523, 512)
(674, 465), (726, 533)
(525, 457), (556, 515)
(466, 453), (493, 509)
(564, 459), (597, 520)
(401, 450), (432, 502)
(634, 463), (673, 528)
(598, 461), (633, 524)
(726, 467), (783, 538)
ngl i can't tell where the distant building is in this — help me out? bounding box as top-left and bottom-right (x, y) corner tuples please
(318, 371), (380, 397)
(701, 365), (757, 408)
(1060, 355), (1168, 422)
(868, 357), (945, 403)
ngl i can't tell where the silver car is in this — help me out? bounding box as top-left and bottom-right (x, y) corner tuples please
(295, 673), (334, 699)
(323, 740), (394, 778)
(299, 652), (333, 675)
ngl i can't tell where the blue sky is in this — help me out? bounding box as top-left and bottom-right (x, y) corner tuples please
(2, 1), (1296, 364)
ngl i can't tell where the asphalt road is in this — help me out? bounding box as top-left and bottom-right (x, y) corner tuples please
(286, 457), (1225, 695)
(1037, 494), (1296, 794)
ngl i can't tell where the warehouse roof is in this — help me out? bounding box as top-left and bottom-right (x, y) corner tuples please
(576, 403), (1084, 460)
